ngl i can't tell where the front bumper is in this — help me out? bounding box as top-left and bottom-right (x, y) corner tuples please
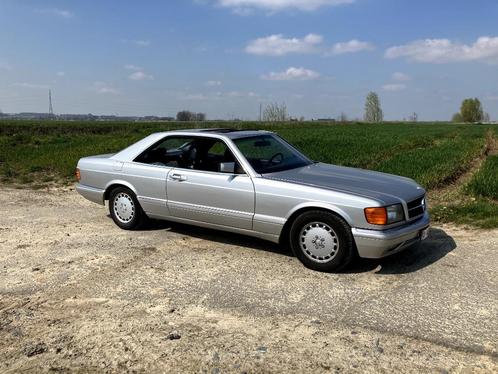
(76, 183), (105, 205)
(352, 212), (430, 259)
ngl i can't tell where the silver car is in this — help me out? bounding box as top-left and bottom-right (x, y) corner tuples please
(76, 129), (430, 272)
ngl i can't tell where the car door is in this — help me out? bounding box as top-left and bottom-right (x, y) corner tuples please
(166, 137), (255, 230)
(125, 135), (195, 218)
(123, 162), (171, 218)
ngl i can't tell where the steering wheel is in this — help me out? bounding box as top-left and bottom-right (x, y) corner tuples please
(268, 152), (284, 165)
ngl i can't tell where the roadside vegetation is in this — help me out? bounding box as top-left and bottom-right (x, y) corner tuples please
(466, 155), (498, 200)
(0, 120), (497, 227)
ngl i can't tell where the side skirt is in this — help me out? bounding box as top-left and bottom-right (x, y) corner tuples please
(146, 214), (281, 244)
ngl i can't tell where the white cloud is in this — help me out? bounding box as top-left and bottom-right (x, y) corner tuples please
(96, 87), (120, 94)
(217, 0), (354, 12)
(181, 90), (259, 100)
(133, 40), (151, 47)
(93, 82), (120, 95)
(206, 80), (222, 86)
(262, 67), (320, 81)
(182, 93), (210, 101)
(226, 91), (259, 97)
(56, 71), (65, 77)
(331, 39), (374, 55)
(124, 64), (143, 71)
(38, 8), (74, 18)
(392, 72), (411, 81)
(385, 36), (498, 63)
(382, 83), (406, 92)
(246, 33), (323, 56)
(128, 71), (154, 81)
(13, 82), (49, 89)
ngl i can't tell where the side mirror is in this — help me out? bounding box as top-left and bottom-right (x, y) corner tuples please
(219, 162), (235, 174)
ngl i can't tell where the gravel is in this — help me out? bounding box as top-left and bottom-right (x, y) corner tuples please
(0, 187), (497, 373)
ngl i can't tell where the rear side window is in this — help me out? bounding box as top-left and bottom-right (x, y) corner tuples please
(134, 136), (245, 174)
(135, 136), (194, 167)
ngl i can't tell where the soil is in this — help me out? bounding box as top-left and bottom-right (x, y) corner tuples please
(0, 187), (497, 373)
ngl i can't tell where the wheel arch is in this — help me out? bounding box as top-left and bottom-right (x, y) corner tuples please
(278, 203), (353, 246)
(103, 180), (138, 201)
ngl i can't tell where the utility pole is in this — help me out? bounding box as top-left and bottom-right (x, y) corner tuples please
(259, 103), (262, 122)
(48, 89), (54, 117)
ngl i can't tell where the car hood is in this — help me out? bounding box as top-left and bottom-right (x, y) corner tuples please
(263, 162), (425, 204)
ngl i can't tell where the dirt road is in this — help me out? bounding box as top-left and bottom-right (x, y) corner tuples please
(0, 187), (497, 373)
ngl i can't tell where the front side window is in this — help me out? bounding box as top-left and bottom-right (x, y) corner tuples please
(233, 134), (312, 174)
(134, 136), (245, 174)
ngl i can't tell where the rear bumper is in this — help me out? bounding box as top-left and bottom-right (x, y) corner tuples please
(76, 183), (105, 205)
(352, 212), (430, 259)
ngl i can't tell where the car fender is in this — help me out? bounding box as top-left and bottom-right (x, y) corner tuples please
(104, 179), (138, 197)
(285, 202), (354, 227)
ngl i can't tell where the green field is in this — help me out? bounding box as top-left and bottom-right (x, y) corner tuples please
(1, 120), (497, 227)
(466, 155), (498, 200)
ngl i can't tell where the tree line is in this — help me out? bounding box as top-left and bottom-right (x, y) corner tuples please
(177, 94), (491, 123)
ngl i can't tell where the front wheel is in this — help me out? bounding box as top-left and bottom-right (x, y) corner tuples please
(109, 187), (147, 230)
(289, 210), (355, 272)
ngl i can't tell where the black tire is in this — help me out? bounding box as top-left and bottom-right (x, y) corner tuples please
(108, 187), (147, 230)
(289, 210), (355, 272)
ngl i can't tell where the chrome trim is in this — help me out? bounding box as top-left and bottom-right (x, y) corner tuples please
(168, 201), (253, 221)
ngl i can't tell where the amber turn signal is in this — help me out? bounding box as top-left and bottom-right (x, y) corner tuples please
(75, 168), (81, 182)
(364, 207), (387, 225)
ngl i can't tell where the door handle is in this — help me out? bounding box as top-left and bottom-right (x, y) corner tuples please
(170, 173), (187, 182)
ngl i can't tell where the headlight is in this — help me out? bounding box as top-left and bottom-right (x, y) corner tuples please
(386, 204), (404, 223)
(365, 204), (405, 225)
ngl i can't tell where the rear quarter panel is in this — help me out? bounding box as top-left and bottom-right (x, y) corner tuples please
(78, 156), (122, 191)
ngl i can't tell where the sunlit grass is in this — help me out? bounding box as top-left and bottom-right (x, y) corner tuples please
(0, 121), (491, 188)
(466, 155), (498, 200)
(431, 199), (498, 229)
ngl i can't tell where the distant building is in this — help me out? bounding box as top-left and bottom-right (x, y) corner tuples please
(0, 112), (176, 122)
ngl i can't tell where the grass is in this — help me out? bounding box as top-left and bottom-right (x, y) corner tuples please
(1, 120), (497, 228)
(466, 155), (498, 200)
(1, 121), (489, 186)
(431, 199), (498, 229)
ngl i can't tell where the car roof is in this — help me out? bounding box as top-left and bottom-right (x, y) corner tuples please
(160, 128), (272, 139)
(111, 128), (272, 162)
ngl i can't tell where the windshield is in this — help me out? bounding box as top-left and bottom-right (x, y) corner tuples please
(233, 134), (312, 174)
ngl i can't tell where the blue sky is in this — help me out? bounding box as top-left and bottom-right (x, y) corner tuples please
(0, 0), (497, 120)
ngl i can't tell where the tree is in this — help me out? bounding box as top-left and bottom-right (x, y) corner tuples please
(176, 110), (206, 121)
(177, 110), (192, 121)
(408, 112), (418, 122)
(364, 92), (383, 123)
(452, 113), (463, 122)
(460, 98), (484, 123)
(483, 112), (491, 122)
(339, 112), (348, 122)
(195, 112), (206, 121)
(263, 103), (288, 122)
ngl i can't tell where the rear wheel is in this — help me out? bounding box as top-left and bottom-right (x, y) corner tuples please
(109, 187), (147, 230)
(289, 210), (355, 272)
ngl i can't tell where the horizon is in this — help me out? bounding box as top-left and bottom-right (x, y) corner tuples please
(1, 0), (497, 120)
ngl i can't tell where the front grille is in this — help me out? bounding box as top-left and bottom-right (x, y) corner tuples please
(407, 195), (425, 219)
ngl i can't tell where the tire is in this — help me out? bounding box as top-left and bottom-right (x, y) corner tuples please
(289, 210), (355, 272)
(108, 187), (147, 230)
